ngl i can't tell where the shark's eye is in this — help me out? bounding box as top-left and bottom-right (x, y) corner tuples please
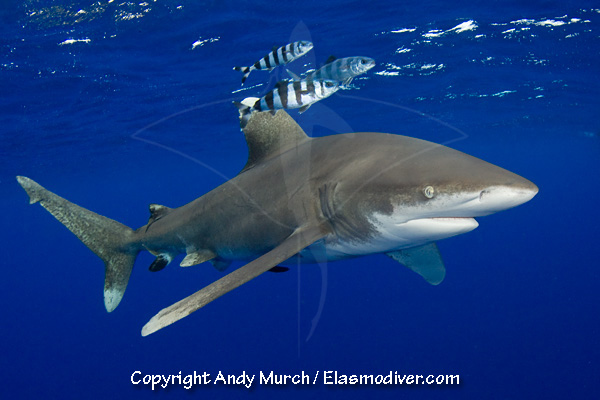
(325, 81), (334, 88)
(423, 186), (435, 199)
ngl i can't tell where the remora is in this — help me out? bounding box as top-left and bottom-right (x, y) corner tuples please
(16, 110), (538, 336)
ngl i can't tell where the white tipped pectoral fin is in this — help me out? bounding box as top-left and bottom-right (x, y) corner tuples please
(386, 243), (446, 285)
(141, 223), (331, 336)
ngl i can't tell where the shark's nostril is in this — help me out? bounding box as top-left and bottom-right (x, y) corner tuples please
(479, 190), (489, 201)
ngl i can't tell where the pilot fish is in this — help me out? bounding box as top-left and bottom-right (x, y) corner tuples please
(233, 78), (339, 127)
(288, 56), (375, 86)
(234, 41), (314, 84)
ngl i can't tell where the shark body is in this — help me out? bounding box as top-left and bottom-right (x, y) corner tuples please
(17, 110), (538, 336)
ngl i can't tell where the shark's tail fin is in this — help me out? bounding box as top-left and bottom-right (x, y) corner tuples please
(233, 66), (251, 84)
(16, 176), (140, 312)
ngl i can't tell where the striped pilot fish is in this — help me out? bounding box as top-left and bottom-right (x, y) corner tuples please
(233, 78), (340, 127)
(234, 41), (313, 84)
(288, 56), (375, 86)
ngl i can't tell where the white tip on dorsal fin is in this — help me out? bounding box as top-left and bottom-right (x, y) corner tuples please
(386, 243), (446, 285)
(240, 110), (310, 173)
(241, 96), (260, 107)
(180, 249), (217, 267)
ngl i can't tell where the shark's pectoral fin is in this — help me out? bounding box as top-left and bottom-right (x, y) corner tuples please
(386, 243), (446, 285)
(141, 224), (330, 336)
(180, 249), (217, 267)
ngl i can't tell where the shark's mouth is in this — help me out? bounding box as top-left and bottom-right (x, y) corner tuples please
(400, 217), (480, 240)
(430, 217), (476, 220)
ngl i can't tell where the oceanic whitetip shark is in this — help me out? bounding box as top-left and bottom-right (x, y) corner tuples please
(16, 110), (538, 336)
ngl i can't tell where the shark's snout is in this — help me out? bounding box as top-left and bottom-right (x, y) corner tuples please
(478, 181), (538, 215)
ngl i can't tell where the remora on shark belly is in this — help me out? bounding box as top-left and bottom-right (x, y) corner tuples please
(16, 110), (538, 336)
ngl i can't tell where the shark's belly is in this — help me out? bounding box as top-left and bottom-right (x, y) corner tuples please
(284, 215), (479, 264)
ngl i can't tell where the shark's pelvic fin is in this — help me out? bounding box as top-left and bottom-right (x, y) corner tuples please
(16, 176), (141, 312)
(210, 258), (232, 272)
(268, 266), (290, 273)
(240, 110), (311, 173)
(180, 249), (217, 267)
(386, 243), (446, 285)
(141, 223), (331, 336)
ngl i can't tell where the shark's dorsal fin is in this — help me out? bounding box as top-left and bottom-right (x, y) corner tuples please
(148, 204), (171, 223)
(240, 110), (311, 173)
(180, 249), (217, 267)
(386, 243), (446, 285)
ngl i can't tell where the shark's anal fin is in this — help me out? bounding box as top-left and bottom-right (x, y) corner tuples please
(149, 253), (173, 272)
(141, 224), (330, 336)
(386, 243), (446, 285)
(180, 250), (217, 267)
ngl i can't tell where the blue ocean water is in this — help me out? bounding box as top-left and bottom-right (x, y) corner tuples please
(2, 0), (599, 398)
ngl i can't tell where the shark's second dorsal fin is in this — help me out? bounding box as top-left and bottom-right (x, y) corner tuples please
(148, 204), (171, 224)
(180, 249), (217, 267)
(240, 110), (310, 173)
